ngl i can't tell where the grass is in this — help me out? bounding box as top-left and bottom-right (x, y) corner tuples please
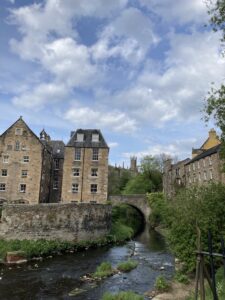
(155, 275), (170, 292)
(102, 291), (144, 300)
(93, 262), (114, 278)
(117, 260), (138, 272)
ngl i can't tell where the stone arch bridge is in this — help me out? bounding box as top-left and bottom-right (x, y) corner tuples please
(108, 194), (151, 224)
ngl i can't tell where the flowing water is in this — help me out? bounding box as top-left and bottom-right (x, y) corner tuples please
(0, 228), (174, 300)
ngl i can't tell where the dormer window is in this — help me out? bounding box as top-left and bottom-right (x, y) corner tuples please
(92, 134), (99, 142)
(77, 133), (84, 142)
(15, 128), (22, 135)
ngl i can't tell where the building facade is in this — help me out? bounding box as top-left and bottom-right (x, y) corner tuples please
(0, 118), (109, 204)
(0, 117), (52, 204)
(61, 129), (109, 203)
(163, 129), (224, 197)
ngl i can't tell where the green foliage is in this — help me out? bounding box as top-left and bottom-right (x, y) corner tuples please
(108, 166), (132, 195)
(117, 260), (138, 272)
(122, 174), (154, 194)
(174, 271), (190, 284)
(166, 183), (225, 272)
(147, 192), (169, 228)
(93, 262), (114, 278)
(102, 291), (144, 300)
(110, 204), (143, 242)
(207, 0), (225, 42)
(154, 275), (170, 292)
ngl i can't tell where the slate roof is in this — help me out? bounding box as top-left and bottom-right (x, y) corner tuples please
(48, 140), (65, 159)
(185, 144), (221, 165)
(67, 129), (109, 148)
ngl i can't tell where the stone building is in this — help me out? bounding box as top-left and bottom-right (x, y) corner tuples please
(163, 129), (224, 196)
(61, 129), (109, 203)
(0, 117), (52, 204)
(0, 118), (109, 204)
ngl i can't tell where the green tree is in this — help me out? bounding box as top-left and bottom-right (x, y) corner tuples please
(207, 0), (225, 42)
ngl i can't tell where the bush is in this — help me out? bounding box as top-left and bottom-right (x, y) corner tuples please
(174, 271), (190, 284)
(167, 183), (225, 272)
(117, 260), (138, 272)
(93, 262), (114, 278)
(102, 291), (144, 300)
(147, 192), (169, 228)
(154, 275), (170, 292)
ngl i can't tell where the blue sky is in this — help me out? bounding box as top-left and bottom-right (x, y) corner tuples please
(1, 0), (225, 166)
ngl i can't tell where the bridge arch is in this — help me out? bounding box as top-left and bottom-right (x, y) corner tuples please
(108, 194), (151, 225)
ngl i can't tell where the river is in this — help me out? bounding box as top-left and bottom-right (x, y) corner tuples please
(0, 228), (174, 300)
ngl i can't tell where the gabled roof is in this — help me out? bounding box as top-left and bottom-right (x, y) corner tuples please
(67, 129), (109, 148)
(48, 140), (65, 159)
(185, 144), (221, 165)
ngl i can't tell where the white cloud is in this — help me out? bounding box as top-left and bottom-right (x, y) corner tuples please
(92, 7), (158, 64)
(110, 30), (225, 125)
(139, 0), (208, 25)
(64, 106), (138, 133)
(108, 142), (119, 148)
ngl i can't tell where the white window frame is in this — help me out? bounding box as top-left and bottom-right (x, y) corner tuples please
(91, 168), (98, 177)
(74, 148), (81, 161)
(77, 133), (84, 142)
(20, 184), (26, 193)
(72, 183), (79, 193)
(23, 156), (29, 163)
(0, 183), (6, 191)
(21, 170), (28, 178)
(1, 169), (7, 177)
(73, 168), (80, 177)
(91, 184), (98, 193)
(92, 134), (99, 142)
(3, 155), (9, 163)
(92, 148), (99, 161)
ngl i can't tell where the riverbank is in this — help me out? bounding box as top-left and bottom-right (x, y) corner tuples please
(0, 204), (144, 264)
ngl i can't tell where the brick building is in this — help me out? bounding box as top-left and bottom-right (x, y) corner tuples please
(163, 129), (224, 196)
(0, 118), (109, 204)
(61, 129), (109, 203)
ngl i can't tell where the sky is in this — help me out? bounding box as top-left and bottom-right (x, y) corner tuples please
(0, 0), (225, 166)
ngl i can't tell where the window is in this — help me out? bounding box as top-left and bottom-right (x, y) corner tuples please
(15, 141), (20, 151)
(175, 168), (180, 176)
(7, 144), (12, 151)
(0, 184), (6, 191)
(1, 169), (7, 177)
(177, 178), (181, 185)
(23, 156), (29, 163)
(21, 144), (26, 151)
(91, 168), (98, 176)
(54, 159), (59, 170)
(198, 173), (201, 182)
(192, 163), (195, 171)
(74, 148), (81, 160)
(91, 184), (97, 193)
(73, 168), (80, 176)
(72, 183), (79, 193)
(53, 181), (59, 190)
(20, 184), (26, 193)
(197, 161), (200, 169)
(3, 155), (9, 163)
(92, 134), (99, 142)
(188, 165), (191, 172)
(203, 159), (206, 167)
(15, 128), (22, 135)
(21, 170), (28, 178)
(92, 148), (99, 161)
(77, 133), (84, 142)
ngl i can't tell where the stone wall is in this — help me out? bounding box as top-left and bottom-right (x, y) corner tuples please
(0, 203), (111, 242)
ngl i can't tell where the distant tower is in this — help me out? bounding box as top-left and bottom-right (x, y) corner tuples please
(40, 129), (51, 142)
(130, 156), (138, 175)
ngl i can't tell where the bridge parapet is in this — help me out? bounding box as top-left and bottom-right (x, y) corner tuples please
(108, 194), (151, 224)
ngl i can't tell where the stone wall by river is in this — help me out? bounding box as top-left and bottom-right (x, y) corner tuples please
(0, 203), (111, 241)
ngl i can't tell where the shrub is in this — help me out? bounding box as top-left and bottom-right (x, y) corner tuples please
(93, 262), (114, 278)
(117, 260), (138, 272)
(174, 271), (190, 284)
(102, 291), (144, 300)
(147, 192), (169, 228)
(154, 275), (170, 292)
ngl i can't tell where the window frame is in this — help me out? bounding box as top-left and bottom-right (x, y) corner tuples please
(91, 184), (98, 193)
(72, 183), (79, 193)
(23, 156), (29, 163)
(92, 148), (99, 161)
(91, 168), (98, 177)
(74, 148), (81, 161)
(0, 183), (6, 191)
(20, 184), (26, 193)
(3, 155), (9, 163)
(21, 170), (28, 178)
(73, 168), (80, 177)
(1, 169), (7, 177)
